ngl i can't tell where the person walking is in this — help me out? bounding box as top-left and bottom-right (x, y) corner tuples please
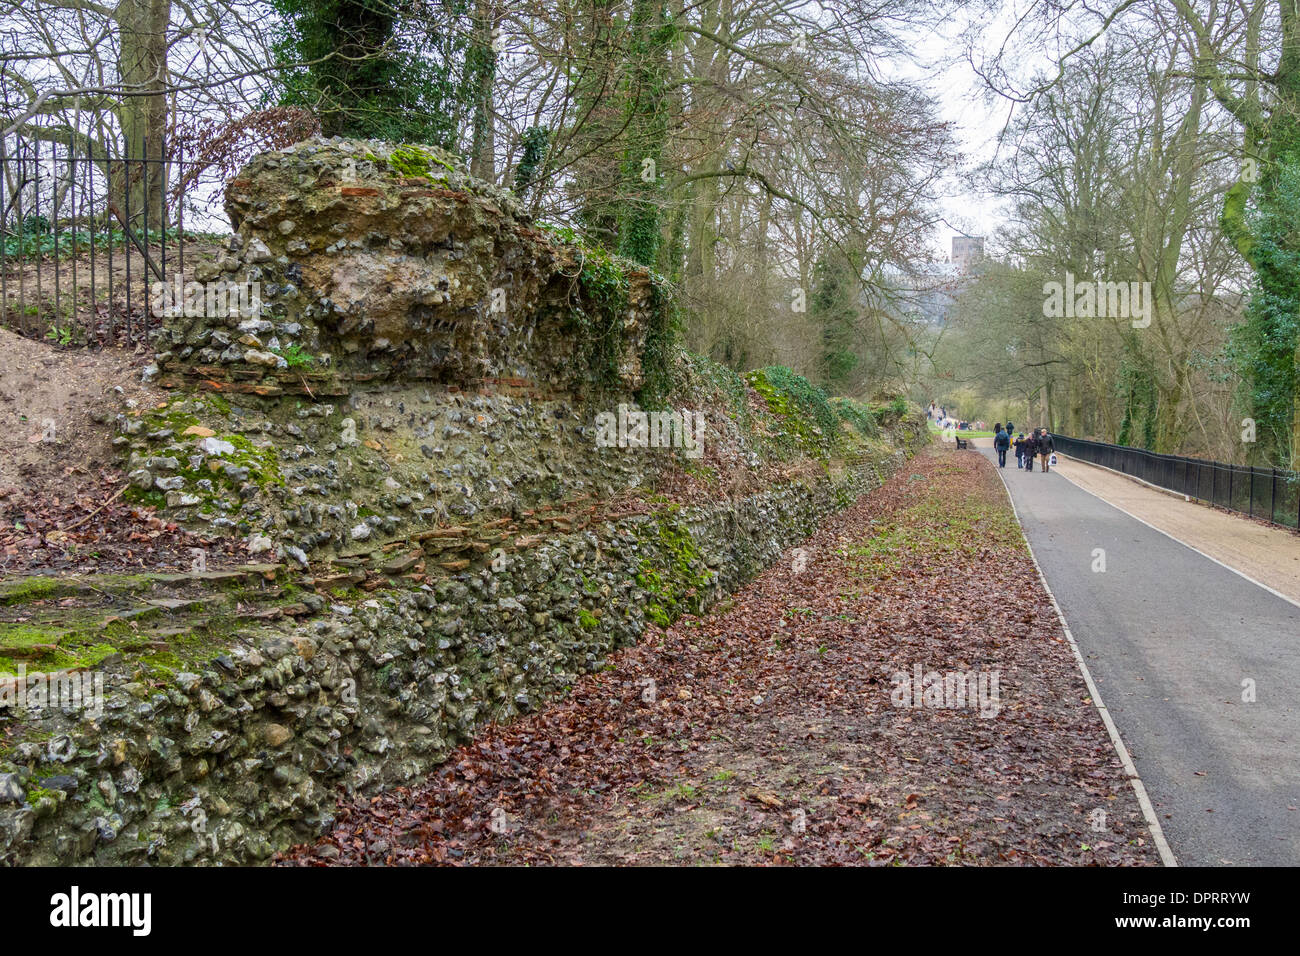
(1012, 431), (1026, 468)
(1038, 428), (1055, 473)
(1020, 431), (1037, 477)
(993, 424), (1010, 467)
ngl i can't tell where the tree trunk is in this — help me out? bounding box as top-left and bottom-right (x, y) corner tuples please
(115, 0), (171, 230)
(617, 0), (672, 265)
(469, 0), (497, 180)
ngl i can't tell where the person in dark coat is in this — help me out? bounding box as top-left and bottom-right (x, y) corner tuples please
(993, 425), (1010, 467)
(1020, 431), (1037, 476)
(1038, 428), (1055, 472)
(1012, 432), (1027, 468)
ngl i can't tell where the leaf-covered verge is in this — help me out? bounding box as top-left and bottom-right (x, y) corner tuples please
(278, 446), (1159, 867)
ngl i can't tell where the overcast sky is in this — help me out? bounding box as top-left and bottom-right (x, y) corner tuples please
(911, 9), (1013, 262)
(897, 0), (1089, 263)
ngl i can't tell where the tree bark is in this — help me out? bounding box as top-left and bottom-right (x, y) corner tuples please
(115, 0), (171, 229)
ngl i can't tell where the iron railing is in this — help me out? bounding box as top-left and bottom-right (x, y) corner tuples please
(1, 134), (218, 346)
(1054, 434), (1300, 530)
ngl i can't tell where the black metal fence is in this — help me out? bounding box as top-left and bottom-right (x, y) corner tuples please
(1054, 435), (1300, 530)
(1, 134), (219, 347)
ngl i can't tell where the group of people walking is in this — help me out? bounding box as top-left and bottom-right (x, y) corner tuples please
(927, 402), (984, 432)
(992, 422), (1055, 472)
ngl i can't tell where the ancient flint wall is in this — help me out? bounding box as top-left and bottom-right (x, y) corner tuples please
(0, 138), (926, 865)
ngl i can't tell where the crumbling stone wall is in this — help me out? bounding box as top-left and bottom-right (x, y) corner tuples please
(0, 138), (927, 865)
(153, 138), (653, 393)
(0, 452), (922, 865)
(136, 139), (676, 568)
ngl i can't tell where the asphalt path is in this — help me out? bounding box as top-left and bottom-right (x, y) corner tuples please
(978, 445), (1300, 866)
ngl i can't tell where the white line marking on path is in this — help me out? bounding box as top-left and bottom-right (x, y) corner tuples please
(1055, 456), (1300, 612)
(989, 459), (1179, 867)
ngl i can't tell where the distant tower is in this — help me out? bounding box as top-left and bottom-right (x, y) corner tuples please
(952, 236), (984, 272)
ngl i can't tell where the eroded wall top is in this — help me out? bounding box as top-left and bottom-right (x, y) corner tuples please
(153, 138), (656, 395)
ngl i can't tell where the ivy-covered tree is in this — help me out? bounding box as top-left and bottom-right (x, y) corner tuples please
(1115, 332), (1159, 450)
(1229, 157), (1300, 466)
(269, 0), (483, 148)
(562, 0), (675, 265)
(615, 0), (674, 267)
(513, 126), (550, 196)
(567, 0), (634, 251)
(809, 249), (864, 392)
(1211, 7), (1300, 468)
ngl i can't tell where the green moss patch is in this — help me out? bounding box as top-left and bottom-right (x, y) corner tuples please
(0, 567), (290, 676)
(0, 576), (60, 606)
(385, 144), (456, 182)
(635, 513), (714, 628)
(746, 367), (841, 459)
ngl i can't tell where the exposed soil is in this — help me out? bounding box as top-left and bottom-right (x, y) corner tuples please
(0, 328), (247, 575)
(278, 445), (1161, 867)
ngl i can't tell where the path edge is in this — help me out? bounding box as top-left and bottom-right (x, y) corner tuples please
(1054, 456), (1300, 611)
(988, 458), (1179, 868)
